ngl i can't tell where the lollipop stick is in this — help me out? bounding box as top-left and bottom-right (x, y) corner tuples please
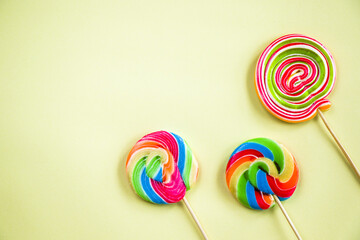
(273, 195), (302, 240)
(317, 109), (360, 179)
(182, 197), (209, 240)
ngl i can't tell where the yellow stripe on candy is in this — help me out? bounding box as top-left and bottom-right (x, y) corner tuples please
(229, 161), (251, 195)
(277, 145), (295, 183)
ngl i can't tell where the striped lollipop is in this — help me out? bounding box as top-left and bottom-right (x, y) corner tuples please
(126, 131), (208, 239)
(226, 138), (299, 210)
(226, 138), (302, 239)
(255, 34), (360, 180)
(126, 130), (198, 204)
(255, 34), (335, 123)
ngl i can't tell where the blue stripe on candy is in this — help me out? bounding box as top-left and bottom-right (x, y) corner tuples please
(153, 167), (163, 182)
(230, 142), (274, 161)
(246, 182), (261, 210)
(140, 168), (167, 204)
(171, 132), (186, 176)
(256, 170), (274, 195)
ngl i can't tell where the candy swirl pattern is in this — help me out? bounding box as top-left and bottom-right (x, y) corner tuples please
(225, 138), (299, 210)
(255, 34), (336, 123)
(126, 131), (199, 204)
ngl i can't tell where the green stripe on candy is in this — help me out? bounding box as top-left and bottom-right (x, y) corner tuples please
(236, 171), (250, 208)
(248, 161), (270, 188)
(132, 156), (151, 202)
(183, 140), (193, 190)
(145, 155), (162, 179)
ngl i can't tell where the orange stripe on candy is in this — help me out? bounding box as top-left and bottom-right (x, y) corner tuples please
(226, 156), (255, 187)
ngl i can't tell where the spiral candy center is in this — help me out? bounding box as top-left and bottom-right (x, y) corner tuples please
(256, 34), (336, 122)
(136, 148), (172, 183)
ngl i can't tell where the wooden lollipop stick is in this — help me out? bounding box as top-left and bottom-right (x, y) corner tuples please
(317, 109), (360, 179)
(273, 195), (302, 240)
(182, 197), (209, 240)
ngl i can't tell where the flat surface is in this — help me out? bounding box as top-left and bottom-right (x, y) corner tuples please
(0, 0), (359, 239)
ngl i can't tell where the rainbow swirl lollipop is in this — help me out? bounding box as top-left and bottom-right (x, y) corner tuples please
(225, 138), (299, 210)
(255, 34), (336, 123)
(126, 131), (199, 204)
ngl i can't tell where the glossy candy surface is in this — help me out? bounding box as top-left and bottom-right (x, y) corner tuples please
(226, 138), (299, 210)
(255, 34), (336, 123)
(126, 131), (199, 204)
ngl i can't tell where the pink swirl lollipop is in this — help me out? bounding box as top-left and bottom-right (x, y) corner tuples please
(126, 131), (208, 239)
(255, 34), (360, 180)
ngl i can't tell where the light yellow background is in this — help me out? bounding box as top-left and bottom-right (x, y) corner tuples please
(1, 0), (359, 239)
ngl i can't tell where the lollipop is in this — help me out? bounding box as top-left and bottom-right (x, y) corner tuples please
(255, 34), (359, 179)
(226, 138), (302, 239)
(126, 131), (208, 239)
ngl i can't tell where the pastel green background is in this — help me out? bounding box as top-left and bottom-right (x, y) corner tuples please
(0, 0), (359, 239)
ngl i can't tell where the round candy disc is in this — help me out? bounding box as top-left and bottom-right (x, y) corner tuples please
(255, 34), (336, 123)
(126, 131), (199, 204)
(225, 138), (299, 210)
